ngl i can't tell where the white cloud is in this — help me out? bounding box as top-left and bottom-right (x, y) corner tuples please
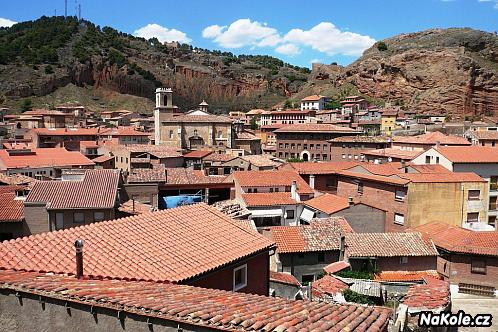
(284, 22), (375, 56)
(203, 19), (280, 48)
(0, 18), (17, 28)
(202, 25), (225, 38)
(134, 23), (191, 43)
(202, 19), (374, 58)
(275, 43), (300, 56)
(310, 58), (323, 64)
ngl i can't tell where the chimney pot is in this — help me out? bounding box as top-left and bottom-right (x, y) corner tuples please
(348, 197), (354, 206)
(74, 239), (84, 279)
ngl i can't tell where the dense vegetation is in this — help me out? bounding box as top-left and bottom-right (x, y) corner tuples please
(335, 270), (375, 280)
(342, 289), (375, 305)
(0, 16), (79, 64)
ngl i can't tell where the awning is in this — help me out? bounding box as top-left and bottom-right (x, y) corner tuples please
(251, 209), (283, 218)
(300, 208), (315, 222)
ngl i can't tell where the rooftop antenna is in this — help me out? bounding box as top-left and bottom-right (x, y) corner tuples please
(78, 3), (81, 20)
(64, 0), (67, 17)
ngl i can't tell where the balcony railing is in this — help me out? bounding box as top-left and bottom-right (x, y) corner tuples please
(490, 183), (498, 191)
(489, 203), (497, 211)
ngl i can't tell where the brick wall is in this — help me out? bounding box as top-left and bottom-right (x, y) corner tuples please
(336, 176), (407, 232)
(438, 253), (498, 288)
(349, 256), (437, 272)
(23, 202), (50, 235)
(188, 251), (270, 296)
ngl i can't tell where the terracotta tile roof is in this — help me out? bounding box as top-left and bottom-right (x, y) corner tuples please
(260, 123), (286, 130)
(357, 162), (403, 176)
(92, 154), (114, 163)
(468, 130), (498, 140)
(374, 270), (440, 282)
(345, 233), (438, 258)
(285, 161), (358, 175)
(0, 147), (95, 170)
(236, 131), (260, 140)
(380, 109), (398, 117)
(118, 199), (152, 215)
(408, 164), (451, 173)
(359, 120), (381, 126)
(337, 170), (410, 186)
(362, 148), (420, 160)
(0, 173), (36, 188)
(267, 109), (316, 115)
(0, 270), (391, 331)
(330, 135), (390, 143)
(403, 279), (450, 311)
(112, 144), (182, 158)
(393, 131), (470, 146)
(233, 170), (314, 194)
(203, 153), (237, 162)
(304, 193), (350, 214)
(270, 271), (301, 286)
(398, 172), (485, 183)
(312, 275), (349, 298)
(0, 187), (24, 222)
(183, 150), (213, 159)
(127, 165), (166, 183)
(270, 218), (354, 253)
(165, 168), (228, 185)
(23, 109), (68, 116)
(0, 204), (275, 283)
(25, 169), (120, 209)
(436, 146), (498, 163)
(241, 154), (283, 168)
(99, 126), (149, 137)
(246, 108), (269, 115)
(31, 128), (100, 136)
(79, 140), (100, 148)
(161, 114), (233, 123)
(323, 261), (351, 274)
(242, 192), (297, 207)
(302, 94), (324, 101)
(2, 142), (34, 149)
(274, 123), (358, 133)
(413, 222), (498, 256)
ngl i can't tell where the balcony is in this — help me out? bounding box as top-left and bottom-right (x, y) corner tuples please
(489, 202), (497, 211)
(490, 183), (498, 191)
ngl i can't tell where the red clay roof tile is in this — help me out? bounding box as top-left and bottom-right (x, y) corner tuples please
(323, 261), (351, 274)
(304, 193), (350, 214)
(0, 203), (274, 283)
(345, 233), (438, 258)
(436, 146), (498, 163)
(374, 270), (440, 282)
(403, 279), (450, 311)
(270, 218), (354, 253)
(0, 270), (392, 331)
(242, 192), (297, 207)
(233, 170), (314, 194)
(0, 147), (94, 170)
(270, 271), (301, 286)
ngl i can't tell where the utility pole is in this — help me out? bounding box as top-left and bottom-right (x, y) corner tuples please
(78, 3), (81, 20)
(64, 0), (67, 18)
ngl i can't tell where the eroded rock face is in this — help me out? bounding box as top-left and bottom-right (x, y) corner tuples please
(340, 28), (498, 117)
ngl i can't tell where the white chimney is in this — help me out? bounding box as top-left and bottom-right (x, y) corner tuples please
(291, 180), (297, 201)
(309, 174), (315, 190)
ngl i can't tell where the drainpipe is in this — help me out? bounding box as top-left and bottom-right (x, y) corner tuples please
(339, 235), (346, 261)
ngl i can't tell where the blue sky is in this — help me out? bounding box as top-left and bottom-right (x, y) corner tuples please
(1, 0), (497, 67)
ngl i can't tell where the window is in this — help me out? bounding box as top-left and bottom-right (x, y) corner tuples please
(395, 190), (405, 201)
(357, 182), (364, 194)
(394, 213), (405, 225)
(342, 154), (346, 159)
(436, 156), (440, 164)
(468, 190), (480, 201)
(467, 212), (479, 223)
(275, 188), (279, 192)
(286, 210), (294, 219)
(400, 256), (409, 264)
(490, 176), (498, 191)
(233, 264), (247, 291)
(74, 212), (85, 223)
(425, 156), (431, 164)
(217, 130), (223, 138)
(488, 216), (496, 228)
(269, 188), (274, 193)
(94, 212), (105, 222)
(301, 274), (315, 285)
(471, 260), (487, 275)
(193, 129), (198, 136)
(169, 130), (173, 139)
(55, 213), (64, 230)
(247, 188), (253, 193)
(317, 252), (325, 263)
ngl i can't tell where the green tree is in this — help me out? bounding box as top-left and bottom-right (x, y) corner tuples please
(284, 99), (293, 109)
(44, 64), (54, 74)
(20, 99), (32, 112)
(377, 41), (388, 51)
(343, 289), (375, 305)
(324, 99), (341, 110)
(250, 116), (258, 130)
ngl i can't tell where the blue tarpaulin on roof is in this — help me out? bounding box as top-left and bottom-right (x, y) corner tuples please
(160, 195), (202, 209)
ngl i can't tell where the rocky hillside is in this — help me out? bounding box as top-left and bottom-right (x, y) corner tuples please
(302, 28), (498, 118)
(0, 16), (309, 113)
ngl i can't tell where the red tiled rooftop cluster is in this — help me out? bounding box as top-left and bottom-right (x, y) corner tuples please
(0, 203), (274, 283)
(312, 275), (349, 298)
(403, 279), (450, 311)
(233, 170), (314, 194)
(0, 186), (24, 222)
(0, 147), (94, 170)
(304, 193), (350, 214)
(0, 270), (392, 332)
(242, 192), (297, 207)
(374, 270), (441, 282)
